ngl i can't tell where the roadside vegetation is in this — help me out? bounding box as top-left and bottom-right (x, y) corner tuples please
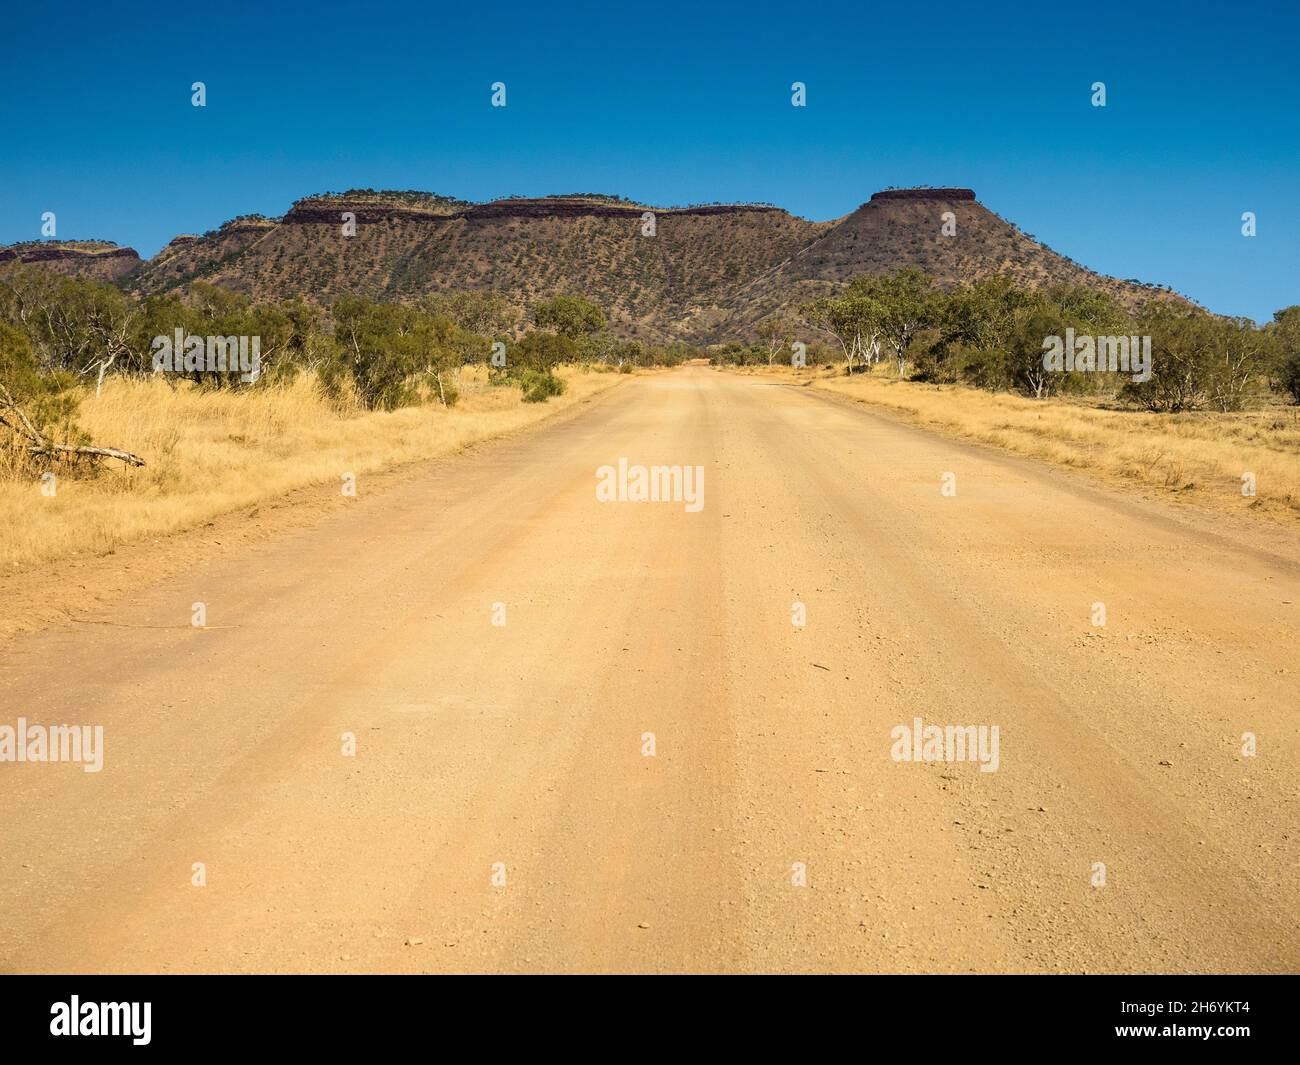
(0, 270), (672, 569)
(0, 365), (620, 571)
(814, 371), (1300, 522)
(4, 260), (1297, 569)
(711, 269), (1300, 521)
(0, 270), (694, 483)
(713, 268), (1299, 417)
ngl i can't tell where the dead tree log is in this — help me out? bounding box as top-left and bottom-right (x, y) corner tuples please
(0, 381), (146, 468)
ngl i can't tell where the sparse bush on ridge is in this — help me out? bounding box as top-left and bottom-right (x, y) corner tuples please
(3, 259), (1296, 492)
(0, 269), (713, 481)
(797, 267), (1297, 413)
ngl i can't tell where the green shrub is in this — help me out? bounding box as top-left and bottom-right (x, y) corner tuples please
(519, 369), (566, 403)
(0, 321), (87, 475)
(1280, 352), (1300, 405)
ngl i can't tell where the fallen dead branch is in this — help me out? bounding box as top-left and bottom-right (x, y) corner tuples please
(0, 380), (146, 468)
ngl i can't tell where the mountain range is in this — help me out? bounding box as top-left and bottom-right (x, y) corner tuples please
(0, 188), (1186, 342)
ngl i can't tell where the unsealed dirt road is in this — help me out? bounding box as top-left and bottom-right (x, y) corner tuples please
(1, 367), (1297, 973)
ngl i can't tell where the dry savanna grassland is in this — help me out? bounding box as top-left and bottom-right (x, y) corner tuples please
(0, 365), (622, 572)
(3, 256), (1297, 597)
(6, 359), (1298, 581)
(723, 363), (1300, 525)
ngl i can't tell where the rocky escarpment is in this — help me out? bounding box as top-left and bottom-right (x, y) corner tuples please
(281, 193), (785, 225)
(870, 187), (977, 202)
(125, 190), (820, 337)
(720, 187), (1185, 332)
(137, 217), (281, 294)
(283, 192), (469, 225)
(9, 187), (1188, 342)
(0, 240), (142, 281)
(214, 215), (279, 235)
(458, 197), (785, 220)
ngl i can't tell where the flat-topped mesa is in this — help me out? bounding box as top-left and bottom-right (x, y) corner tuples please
(869, 187), (977, 202)
(0, 240), (140, 263)
(283, 191), (470, 225)
(0, 240), (143, 282)
(463, 197), (784, 220)
(461, 197), (646, 220)
(42, 182), (1182, 331)
(282, 192), (788, 224)
(217, 214), (278, 234)
(285, 201), (452, 225)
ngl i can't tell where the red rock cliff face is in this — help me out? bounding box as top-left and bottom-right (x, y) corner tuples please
(281, 196), (785, 225)
(283, 202), (454, 225)
(0, 242), (141, 281)
(461, 199), (783, 220)
(0, 245), (138, 264)
(869, 188), (976, 202)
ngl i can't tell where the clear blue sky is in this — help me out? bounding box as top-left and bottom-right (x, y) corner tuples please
(1, 0), (1295, 321)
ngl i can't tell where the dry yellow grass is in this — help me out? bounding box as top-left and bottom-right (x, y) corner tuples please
(718, 363), (1300, 523)
(806, 367), (1300, 522)
(0, 366), (622, 571)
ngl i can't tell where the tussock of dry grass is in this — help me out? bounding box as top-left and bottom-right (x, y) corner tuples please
(813, 369), (1300, 521)
(1, 367), (620, 570)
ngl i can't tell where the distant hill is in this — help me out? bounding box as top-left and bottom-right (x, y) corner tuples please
(0, 240), (142, 283)
(717, 188), (1182, 334)
(1, 188), (1186, 341)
